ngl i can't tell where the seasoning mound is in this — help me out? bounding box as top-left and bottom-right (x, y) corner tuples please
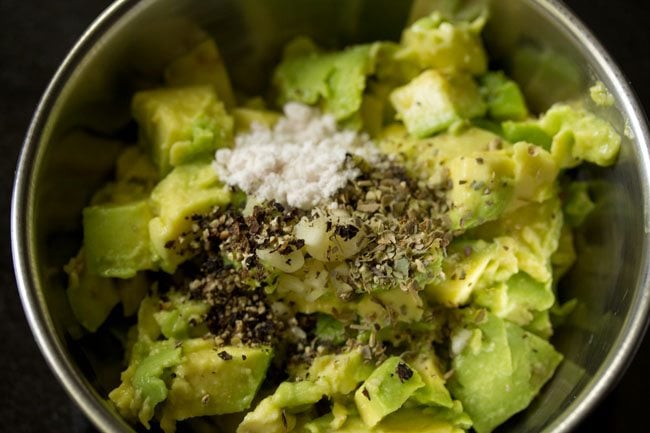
(177, 154), (451, 355)
(214, 102), (376, 209)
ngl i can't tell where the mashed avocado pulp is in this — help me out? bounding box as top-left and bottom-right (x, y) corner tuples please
(65, 6), (620, 433)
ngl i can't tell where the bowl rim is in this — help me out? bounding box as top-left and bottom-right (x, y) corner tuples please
(11, 0), (650, 432)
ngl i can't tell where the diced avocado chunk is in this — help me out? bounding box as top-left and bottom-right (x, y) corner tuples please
(426, 238), (518, 307)
(65, 250), (120, 332)
(272, 380), (329, 409)
(275, 272), (425, 328)
(470, 198), (563, 284)
(168, 116), (232, 167)
(505, 271), (555, 312)
(408, 350), (454, 408)
(354, 357), (424, 427)
(473, 272), (555, 327)
(397, 12), (487, 75)
(132, 85), (233, 175)
(378, 406), (471, 433)
(164, 38), (236, 108)
(448, 311), (562, 433)
(160, 340), (272, 432)
(83, 200), (155, 279)
(237, 381), (329, 433)
(153, 292), (210, 339)
(312, 405), (470, 433)
(357, 288), (427, 326)
(390, 70), (486, 138)
(307, 348), (375, 395)
(109, 340), (182, 428)
(502, 120), (552, 150)
(239, 349), (373, 433)
(445, 150), (515, 230)
(508, 141), (559, 210)
(273, 38), (376, 121)
(235, 400), (281, 433)
(377, 124), (506, 185)
(149, 162), (231, 273)
(563, 181), (595, 227)
(539, 104), (621, 168)
(479, 71), (528, 121)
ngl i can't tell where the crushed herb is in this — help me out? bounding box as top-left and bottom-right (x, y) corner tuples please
(396, 362), (414, 383)
(217, 351), (233, 361)
(306, 154), (451, 296)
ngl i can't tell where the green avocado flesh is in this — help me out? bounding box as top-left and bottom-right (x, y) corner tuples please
(65, 5), (621, 433)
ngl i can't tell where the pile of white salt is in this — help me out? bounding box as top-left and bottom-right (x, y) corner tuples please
(214, 102), (376, 209)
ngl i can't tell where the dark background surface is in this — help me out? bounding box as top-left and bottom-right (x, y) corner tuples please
(1, 0), (648, 432)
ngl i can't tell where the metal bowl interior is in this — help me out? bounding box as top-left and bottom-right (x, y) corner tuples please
(12, 0), (650, 432)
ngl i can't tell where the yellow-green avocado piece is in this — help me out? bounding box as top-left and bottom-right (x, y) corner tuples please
(479, 71), (528, 121)
(109, 339), (183, 429)
(274, 271), (425, 328)
(377, 124), (505, 185)
(152, 291), (210, 340)
(378, 124), (558, 230)
(132, 85), (233, 175)
(390, 70), (486, 138)
(407, 350), (454, 408)
(426, 237), (518, 307)
(238, 349), (373, 433)
(273, 38), (376, 122)
(396, 12), (487, 75)
(539, 103), (621, 168)
(469, 197), (564, 284)
(160, 340), (273, 433)
(303, 405), (471, 433)
(354, 357), (425, 427)
(149, 161), (231, 273)
(447, 310), (562, 433)
(445, 149), (515, 230)
(473, 272), (555, 328)
(377, 407), (470, 433)
(83, 199), (155, 279)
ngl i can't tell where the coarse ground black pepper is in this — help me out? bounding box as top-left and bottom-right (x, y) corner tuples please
(396, 361), (414, 383)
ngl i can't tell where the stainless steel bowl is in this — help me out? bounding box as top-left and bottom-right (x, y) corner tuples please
(12, 0), (650, 432)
